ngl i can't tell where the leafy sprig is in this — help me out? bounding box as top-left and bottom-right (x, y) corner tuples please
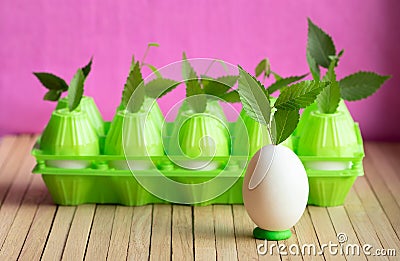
(121, 44), (179, 113)
(254, 58), (308, 95)
(33, 58), (93, 112)
(306, 18), (391, 113)
(182, 52), (240, 113)
(238, 66), (328, 145)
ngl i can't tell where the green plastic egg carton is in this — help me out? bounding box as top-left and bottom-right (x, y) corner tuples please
(294, 123), (365, 207)
(32, 122), (364, 206)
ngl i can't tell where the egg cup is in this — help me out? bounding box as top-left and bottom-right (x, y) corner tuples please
(253, 227), (292, 241)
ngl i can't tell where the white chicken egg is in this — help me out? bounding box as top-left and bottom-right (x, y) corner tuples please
(243, 144), (309, 232)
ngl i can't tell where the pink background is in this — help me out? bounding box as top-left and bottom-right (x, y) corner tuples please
(0, 0), (399, 141)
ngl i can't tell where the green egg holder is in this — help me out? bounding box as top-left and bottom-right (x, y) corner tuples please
(32, 119), (364, 206)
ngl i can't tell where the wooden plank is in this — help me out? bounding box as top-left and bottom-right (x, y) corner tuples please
(344, 187), (387, 260)
(0, 135), (36, 247)
(294, 208), (324, 261)
(18, 194), (57, 260)
(308, 206), (345, 261)
(85, 205), (116, 261)
(213, 205), (238, 261)
(0, 135), (33, 204)
(193, 205), (216, 260)
(107, 206), (133, 260)
(0, 174), (48, 260)
(327, 206), (367, 260)
(0, 136), (16, 170)
(232, 205), (258, 261)
(362, 151), (400, 240)
(41, 206), (76, 261)
(61, 204), (96, 261)
(127, 205), (152, 261)
(149, 204), (171, 261)
(353, 177), (400, 260)
(172, 205), (193, 260)
(281, 227), (304, 261)
(364, 143), (400, 207)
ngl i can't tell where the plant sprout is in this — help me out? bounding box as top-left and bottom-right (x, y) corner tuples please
(33, 58), (93, 112)
(238, 66), (329, 145)
(182, 52), (240, 113)
(306, 18), (391, 114)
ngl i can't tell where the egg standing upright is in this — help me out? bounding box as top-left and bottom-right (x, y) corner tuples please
(242, 144), (309, 240)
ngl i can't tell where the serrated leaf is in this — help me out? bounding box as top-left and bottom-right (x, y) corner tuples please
(317, 59), (341, 113)
(129, 55), (135, 71)
(267, 74), (308, 94)
(317, 81), (340, 113)
(237, 66), (271, 125)
(203, 75), (239, 98)
(68, 69), (85, 111)
(122, 61), (145, 113)
(272, 109), (300, 145)
(339, 72), (391, 101)
(255, 59), (267, 77)
(182, 53), (206, 112)
(306, 50), (320, 80)
(33, 72), (68, 92)
(145, 78), (180, 98)
(143, 63), (162, 78)
(81, 57), (93, 78)
(43, 89), (62, 101)
(307, 18), (336, 68)
(220, 90), (241, 103)
(274, 80), (328, 110)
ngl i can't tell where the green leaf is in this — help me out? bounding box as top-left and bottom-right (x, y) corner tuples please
(317, 59), (341, 113)
(317, 81), (340, 113)
(43, 89), (62, 101)
(255, 59), (267, 77)
(339, 72), (391, 101)
(237, 65), (271, 125)
(267, 74), (308, 94)
(148, 42), (160, 47)
(307, 18), (336, 68)
(122, 61), (145, 113)
(81, 57), (93, 78)
(271, 109), (300, 145)
(129, 55), (136, 71)
(203, 75), (239, 98)
(143, 63), (162, 78)
(68, 69), (85, 112)
(182, 53), (206, 112)
(220, 90), (241, 103)
(33, 72), (68, 92)
(272, 71), (282, 81)
(145, 78), (180, 98)
(274, 80), (328, 110)
(306, 50), (320, 80)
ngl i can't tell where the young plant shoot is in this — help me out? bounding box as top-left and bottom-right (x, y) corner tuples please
(33, 58), (93, 112)
(120, 43), (179, 113)
(238, 66), (328, 145)
(182, 52), (240, 113)
(306, 18), (391, 113)
(254, 58), (308, 95)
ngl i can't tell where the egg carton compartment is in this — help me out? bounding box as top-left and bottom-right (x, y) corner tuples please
(293, 123), (365, 207)
(32, 122), (364, 206)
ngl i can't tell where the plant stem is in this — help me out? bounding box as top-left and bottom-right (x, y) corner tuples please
(203, 60), (216, 75)
(141, 45), (152, 68)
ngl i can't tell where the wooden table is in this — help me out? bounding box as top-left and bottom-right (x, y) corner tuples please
(0, 135), (399, 260)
